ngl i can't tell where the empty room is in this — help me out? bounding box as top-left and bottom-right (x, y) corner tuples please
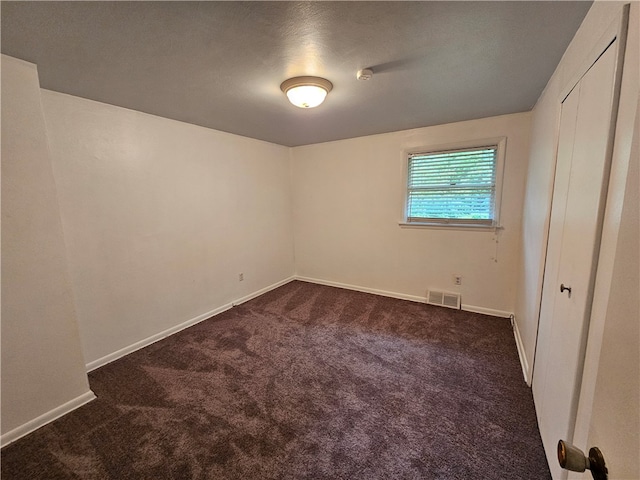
(1, 1), (638, 479)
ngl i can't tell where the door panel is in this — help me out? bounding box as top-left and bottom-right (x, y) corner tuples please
(532, 81), (580, 415)
(533, 42), (619, 480)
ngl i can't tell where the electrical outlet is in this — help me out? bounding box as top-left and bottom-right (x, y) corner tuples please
(453, 274), (462, 286)
(238, 273), (244, 282)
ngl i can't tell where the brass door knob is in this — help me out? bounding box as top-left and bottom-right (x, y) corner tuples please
(558, 440), (608, 480)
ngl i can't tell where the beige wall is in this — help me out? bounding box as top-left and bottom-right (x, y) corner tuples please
(40, 91), (296, 366)
(291, 112), (531, 316)
(1, 56), (93, 441)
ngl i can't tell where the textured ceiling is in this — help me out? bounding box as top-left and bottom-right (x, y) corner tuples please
(1, 1), (592, 147)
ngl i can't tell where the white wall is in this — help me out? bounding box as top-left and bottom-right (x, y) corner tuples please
(4, 2), (635, 460)
(575, 4), (639, 477)
(585, 97), (638, 480)
(514, 1), (639, 476)
(1, 56), (94, 443)
(40, 91), (295, 367)
(514, 0), (637, 382)
(291, 112), (531, 315)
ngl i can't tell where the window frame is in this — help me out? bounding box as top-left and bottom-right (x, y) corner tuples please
(399, 137), (507, 230)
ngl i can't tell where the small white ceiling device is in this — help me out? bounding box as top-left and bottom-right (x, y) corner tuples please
(357, 69), (373, 81)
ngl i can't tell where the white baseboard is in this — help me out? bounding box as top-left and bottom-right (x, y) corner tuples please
(295, 276), (426, 304)
(86, 276), (296, 372)
(460, 304), (512, 318)
(86, 303), (234, 372)
(295, 276), (513, 319)
(85, 272), (525, 376)
(512, 315), (531, 385)
(232, 276), (296, 306)
(296, 275), (529, 383)
(0, 390), (96, 448)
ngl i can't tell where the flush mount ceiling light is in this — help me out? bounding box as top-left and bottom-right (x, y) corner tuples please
(280, 76), (333, 109)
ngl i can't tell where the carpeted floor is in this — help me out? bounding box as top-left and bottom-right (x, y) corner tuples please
(1, 281), (551, 479)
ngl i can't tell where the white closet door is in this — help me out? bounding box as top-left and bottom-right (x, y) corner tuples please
(533, 41), (619, 480)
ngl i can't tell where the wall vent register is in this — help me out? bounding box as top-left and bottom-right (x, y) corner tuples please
(427, 290), (462, 309)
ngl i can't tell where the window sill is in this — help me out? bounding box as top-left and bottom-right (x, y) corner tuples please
(398, 221), (503, 232)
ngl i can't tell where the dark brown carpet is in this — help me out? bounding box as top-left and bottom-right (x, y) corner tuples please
(1, 281), (550, 479)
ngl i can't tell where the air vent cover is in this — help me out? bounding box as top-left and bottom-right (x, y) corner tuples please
(427, 290), (461, 310)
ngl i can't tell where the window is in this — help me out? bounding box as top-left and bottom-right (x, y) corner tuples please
(403, 139), (505, 227)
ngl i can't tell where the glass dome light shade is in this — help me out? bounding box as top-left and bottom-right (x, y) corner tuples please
(286, 85), (328, 108)
(281, 76), (333, 109)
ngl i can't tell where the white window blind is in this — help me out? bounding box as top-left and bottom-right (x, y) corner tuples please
(406, 145), (498, 225)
